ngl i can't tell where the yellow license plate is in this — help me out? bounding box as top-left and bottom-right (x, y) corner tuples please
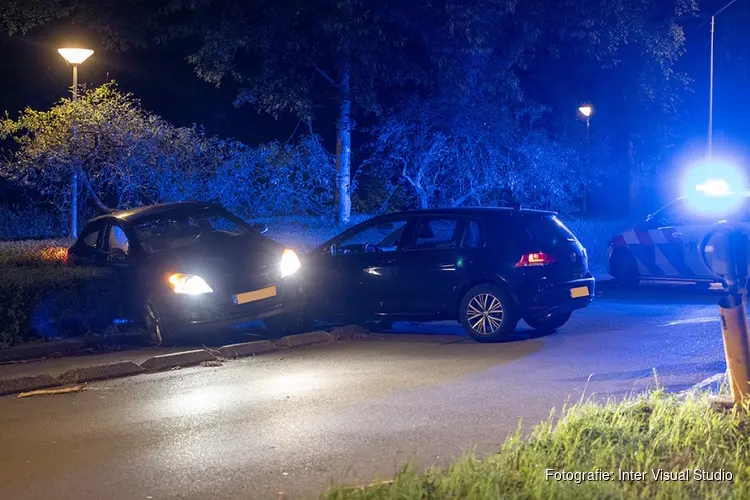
(233, 285), (277, 305)
(570, 286), (590, 299)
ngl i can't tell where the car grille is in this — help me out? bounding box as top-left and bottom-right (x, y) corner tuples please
(223, 268), (279, 295)
(220, 297), (283, 320)
(216, 265), (283, 320)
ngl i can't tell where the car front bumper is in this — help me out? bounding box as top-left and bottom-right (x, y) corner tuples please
(158, 281), (306, 334)
(524, 274), (595, 316)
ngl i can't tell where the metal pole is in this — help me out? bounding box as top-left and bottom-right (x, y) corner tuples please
(718, 229), (750, 404)
(709, 16), (715, 160)
(71, 65), (78, 238)
(583, 117), (590, 213)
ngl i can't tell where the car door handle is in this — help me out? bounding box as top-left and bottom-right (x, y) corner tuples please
(672, 232), (682, 239)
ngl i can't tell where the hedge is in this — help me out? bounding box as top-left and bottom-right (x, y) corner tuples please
(0, 256), (124, 348)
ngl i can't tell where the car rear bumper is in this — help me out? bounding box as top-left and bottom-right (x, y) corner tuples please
(524, 274), (595, 316)
(158, 282), (305, 334)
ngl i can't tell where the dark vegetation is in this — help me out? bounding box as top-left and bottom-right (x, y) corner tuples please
(0, 240), (122, 348)
(1, 0), (699, 224)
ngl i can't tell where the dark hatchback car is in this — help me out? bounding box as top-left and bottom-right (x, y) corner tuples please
(67, 202), (306, 344)
(305, 208), (594, 342)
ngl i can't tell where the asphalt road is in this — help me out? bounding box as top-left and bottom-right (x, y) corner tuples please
(0, 282), (729, 500)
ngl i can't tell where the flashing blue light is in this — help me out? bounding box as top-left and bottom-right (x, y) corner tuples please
(696, 179), (730, 197)
(682, 159), (746, 216)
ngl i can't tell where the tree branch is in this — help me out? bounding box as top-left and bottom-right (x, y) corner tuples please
(79, 170), (112, 213)
(310, 60), (337, 87)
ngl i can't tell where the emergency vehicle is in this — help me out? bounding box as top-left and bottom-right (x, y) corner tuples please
(608, 189), (750, 286)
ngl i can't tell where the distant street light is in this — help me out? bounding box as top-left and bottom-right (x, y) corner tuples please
(708, 0), (740, 160)
(58, 47), (94, 238)
(578, 105), (592, 133)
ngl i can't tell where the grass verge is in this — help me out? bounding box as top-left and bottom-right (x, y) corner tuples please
(324, 390), (747, 500)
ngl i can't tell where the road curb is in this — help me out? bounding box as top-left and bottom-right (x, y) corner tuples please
(0, 326), (365, 397)
(140, 350), (218, 371)
(0, 374), (61, 396)
(58, 361), (145, 384)
(0, 338), (87, 363)
(329, 324), (370, 340)
(218, 340), (278, 358)
(277, 331), (333, 348)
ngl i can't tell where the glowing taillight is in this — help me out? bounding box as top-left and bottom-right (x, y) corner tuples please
(515, 252), (556, 267)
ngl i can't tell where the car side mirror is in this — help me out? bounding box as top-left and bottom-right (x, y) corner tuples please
(329, 243), (338, 256)
(252, 222), (269, 234)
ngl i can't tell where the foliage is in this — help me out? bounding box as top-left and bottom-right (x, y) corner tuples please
(0, 83), (209, 213)
(0, 203), (62, 239)
(208, 135), (335, 218)
(364, 58), (607, 212)
(565, 217), (637, 272)
(0, 238), (73, 267)
(0, 262), (122, 348)
(325, 390), (749, 499)
(0, 0), (700, 216)
(0, 83), (335, 220)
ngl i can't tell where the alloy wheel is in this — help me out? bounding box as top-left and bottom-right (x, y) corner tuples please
(466, 293), (504, 335)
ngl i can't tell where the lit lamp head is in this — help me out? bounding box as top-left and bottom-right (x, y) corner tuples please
(578, 105), (593, 118)
(57, 48), (94, 65)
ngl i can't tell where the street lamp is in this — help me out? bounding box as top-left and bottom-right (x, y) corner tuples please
(58, 47), (94, 238)
(708, 0), (740, 161)
(578, 104), (593, 213)
(578, 105), (592, 133)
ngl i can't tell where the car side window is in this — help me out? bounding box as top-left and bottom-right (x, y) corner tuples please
(106, 225), (131, 256)
(81, 227), (101, 248)
(338, 219), (409, 254)
(460, 219), (484, 248)
(413, 218), (461, 250)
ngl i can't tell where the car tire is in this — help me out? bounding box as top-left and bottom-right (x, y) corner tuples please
(144, 298), (176, 346)
(610, 249), (640, 288)
(524, 312), (572, 333)
(459, 284), (518, 343)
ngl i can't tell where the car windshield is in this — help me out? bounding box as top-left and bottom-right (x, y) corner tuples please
(650, 196), (750, 226)
(134, 209), (251, 254)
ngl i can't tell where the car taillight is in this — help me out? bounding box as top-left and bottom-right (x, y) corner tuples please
(515, 252), (556, 267)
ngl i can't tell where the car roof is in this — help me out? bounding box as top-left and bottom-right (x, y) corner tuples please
(677, 190), (750, 200)
(377, 207), (557, 218)
(86, 202), (223, 226)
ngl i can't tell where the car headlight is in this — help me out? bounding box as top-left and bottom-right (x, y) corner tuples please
(280, 248), (302, 277)
(167, 273), (214, 295)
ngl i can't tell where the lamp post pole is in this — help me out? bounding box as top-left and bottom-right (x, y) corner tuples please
(71, 64), (79, 237)
(708, 0), (740, 161)
(709, 15), (715, 160)
(58, 47), (93, 238)
(578, 105), (593, 213)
